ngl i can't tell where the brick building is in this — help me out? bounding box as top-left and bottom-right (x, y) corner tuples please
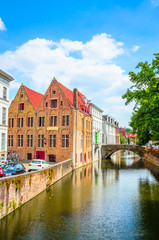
(8, 84), (43, 160)
(8, 78), (92, 168)
(119, 127), (126, 138)
(115, 122), (120, 144)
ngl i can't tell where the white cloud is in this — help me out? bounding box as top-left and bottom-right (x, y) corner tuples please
(132, 45), (140, 52)
(10, 81), (21, 90)
(151, 0), (159, 6)
(82, 33), (124, 63)
(0, 18), (6, 31)
(102, 96), (134, 127)
(0, 33), (133, 127)
(57, 39), (83, 55)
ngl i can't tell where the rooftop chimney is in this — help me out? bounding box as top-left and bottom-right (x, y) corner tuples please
(73, 88), (78, 109)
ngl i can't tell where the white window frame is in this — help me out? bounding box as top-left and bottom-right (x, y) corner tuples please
(3, 87), (7, 100)
(2, 107), (6, 125)
(1, 133), (5, 151)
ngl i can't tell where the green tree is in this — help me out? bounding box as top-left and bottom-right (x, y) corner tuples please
(122, 53), (159, 145)
(126, 128), (132, 133)
(120, 133), (127, 144)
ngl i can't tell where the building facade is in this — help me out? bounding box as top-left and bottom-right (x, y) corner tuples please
(8, 78), (92, 168)
(36, 79), (92, 167)
(89, 103), (103, 161)
(119, 127), (126, 138)
(0, 70), (14, 157)
(102, 115), (119, 145)
(115, 121), (120, 144)
(8, 84), (44, 160)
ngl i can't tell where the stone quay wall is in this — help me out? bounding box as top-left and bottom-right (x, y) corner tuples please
(144, 152), (159, 167)
(0, 159), (72, 220)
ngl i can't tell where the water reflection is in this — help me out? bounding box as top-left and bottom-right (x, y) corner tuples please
(138, 178), (159, 239)
(1, 152), (159, 239)
(111, 150), (141, 168)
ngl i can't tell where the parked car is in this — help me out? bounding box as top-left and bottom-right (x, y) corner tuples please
(0, 157), (8, 166)
(28, 159), (49, 172)
(7, 158), (15, 164)
(3, 163), (26, 177)
(0, 164), (7, 177)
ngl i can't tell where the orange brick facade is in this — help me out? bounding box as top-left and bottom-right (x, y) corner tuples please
(36, 79), (74, 163)
(8, 79), (92, 168)
(8, 84), (40, 160)
(116, 127), (120, 144)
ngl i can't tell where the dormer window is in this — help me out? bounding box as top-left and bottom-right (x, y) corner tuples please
(51, 99), (57, 108)
(61, 101), (63, 106)
(19, 103), (24, 110)
(46, 102), (48, 107)
(21, 92), (23, 98)
(52, 90), (56, 95)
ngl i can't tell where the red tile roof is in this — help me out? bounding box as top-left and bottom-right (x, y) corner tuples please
(58, 82), (90, 115)
(24, 86), (43, 109)
(126, 133), (137, 138)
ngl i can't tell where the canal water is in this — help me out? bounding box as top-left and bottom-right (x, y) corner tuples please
(1, 151), (159, 240)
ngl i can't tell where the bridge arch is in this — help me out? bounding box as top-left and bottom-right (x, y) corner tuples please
(102, 144), (145, 159)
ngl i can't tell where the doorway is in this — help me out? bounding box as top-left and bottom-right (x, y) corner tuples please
(36, 151), (45, 160)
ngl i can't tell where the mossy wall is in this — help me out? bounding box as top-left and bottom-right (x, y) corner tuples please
(0, 159), (72, 220)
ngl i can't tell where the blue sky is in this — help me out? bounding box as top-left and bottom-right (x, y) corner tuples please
(0, 0), (159, 127)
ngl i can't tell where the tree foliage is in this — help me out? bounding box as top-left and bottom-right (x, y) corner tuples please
(120, 133), (127, 144)
(126, 128), (132, 133)
(122, 53), (159, 145)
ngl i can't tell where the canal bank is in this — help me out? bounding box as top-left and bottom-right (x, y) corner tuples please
(1, 151), (159, 239)
(0, 159), (72, 220)
(144, 149), (159, 167)
(1, 146), (159, 221)
(102, 144), (159, 169)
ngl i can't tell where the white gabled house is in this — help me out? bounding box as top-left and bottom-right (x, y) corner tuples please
(102, 115), (119, 145)
(0, 70), (14, 157)
(89, 103), (103, 161)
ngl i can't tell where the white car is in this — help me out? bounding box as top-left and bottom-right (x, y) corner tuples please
(0, 157), (8, 166)
(28, 159), (49, 172)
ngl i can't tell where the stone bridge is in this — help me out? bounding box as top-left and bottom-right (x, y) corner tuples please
(102, 144), (145, 159)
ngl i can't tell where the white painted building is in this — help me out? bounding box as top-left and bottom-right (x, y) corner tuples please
(89, 103), (103, 161)
(102, 115), (119, 145)
(0, 70), (14, 157)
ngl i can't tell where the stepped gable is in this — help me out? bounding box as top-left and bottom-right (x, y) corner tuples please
(58, 82), (90, 115)
(24, 86), (44, 109)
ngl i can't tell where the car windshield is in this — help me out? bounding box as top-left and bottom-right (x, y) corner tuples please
(1, 165), (7, 169)
(32, 161), (41, 164)
(4, 164), (15, 171)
